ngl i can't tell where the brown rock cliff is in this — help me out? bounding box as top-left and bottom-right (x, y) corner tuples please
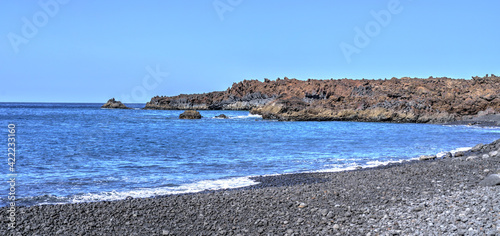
(145, 75), (500, 123)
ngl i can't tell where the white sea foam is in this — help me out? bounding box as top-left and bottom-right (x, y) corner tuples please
(365, 159), (407, 167)
(313, 159), (409, 173)
(65, 177), (259, 204)
(450, 147), (472, 153)
(436, 146), (472, 158)
(315, 145), (475, 173)
(312, 164), (359, 173)
(232, 114), (262, 119)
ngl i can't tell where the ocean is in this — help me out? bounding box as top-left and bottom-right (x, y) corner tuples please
(1, 102), (499, 207)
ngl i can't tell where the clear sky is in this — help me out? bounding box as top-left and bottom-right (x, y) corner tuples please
(1, 0), (499, 103)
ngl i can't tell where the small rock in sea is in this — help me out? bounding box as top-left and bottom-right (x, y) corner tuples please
(444, 152), (452, 158)
(419, 155), (436, 161)
(215, 114), (228, 119)
(470, 143), (484, 152)
(101, 98), (131, 109)
(489, 151), (499, 157)
(478, 174), (500, 186)
(179, 110), (202, 119)
(466, 156), (479, 161)
(482, 154), (490, 159)
(125, 196), (133, 200)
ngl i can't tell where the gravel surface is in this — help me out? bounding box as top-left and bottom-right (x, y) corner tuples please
(2, 139), (500, 235)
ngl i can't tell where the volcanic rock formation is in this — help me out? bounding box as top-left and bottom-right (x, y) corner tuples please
(145, 75), (500, 123)
(101, 98), (131, 109)
(215, 114), (229, 119)
(179, 110), (202, 119)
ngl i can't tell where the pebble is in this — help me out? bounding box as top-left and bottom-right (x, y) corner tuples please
(479, 174), (500, 186)
(466, 156), (479, 161)
(419, 155), (436, 161)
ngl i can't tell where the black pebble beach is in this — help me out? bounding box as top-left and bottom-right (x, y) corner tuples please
(2, 139), (500, 235)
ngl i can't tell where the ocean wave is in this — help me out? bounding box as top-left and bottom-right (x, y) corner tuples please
(436, 146), (472, 158)
(231, 114), (262, 119)
(62, 177), (259, 204)
(312, 159), (409, 173)
(1, 194), (70, 207)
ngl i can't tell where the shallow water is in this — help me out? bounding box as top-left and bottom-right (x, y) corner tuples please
(1, 102), (499, 206)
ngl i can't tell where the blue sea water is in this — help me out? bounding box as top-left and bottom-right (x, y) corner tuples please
(1, 102), (499, 207)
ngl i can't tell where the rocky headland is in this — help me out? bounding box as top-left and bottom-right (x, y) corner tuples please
(144, 74), (500, 123)
(101, 98), (131, 109)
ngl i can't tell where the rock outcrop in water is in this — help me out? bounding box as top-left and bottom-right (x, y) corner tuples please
(101, 98), (131, 109)
(215, 114), (228, 119)
(179, 110), (202, 119)
(145, 74), (500, 123)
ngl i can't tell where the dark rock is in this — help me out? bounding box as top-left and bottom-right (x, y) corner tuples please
(101, 98), (131, 109)
(179, 110), (202, 119)
(471, 144), (484, 152)
(454, 151), (465, 157)
(479, 174), (500, 186)
(215, 114), (228, 119)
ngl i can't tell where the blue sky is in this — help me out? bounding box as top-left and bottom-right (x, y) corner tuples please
(1, 0), (499, 103)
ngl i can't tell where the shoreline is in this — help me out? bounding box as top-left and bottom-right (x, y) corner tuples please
(4, 144), (473, 208)
(2, 140), (499, 235)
